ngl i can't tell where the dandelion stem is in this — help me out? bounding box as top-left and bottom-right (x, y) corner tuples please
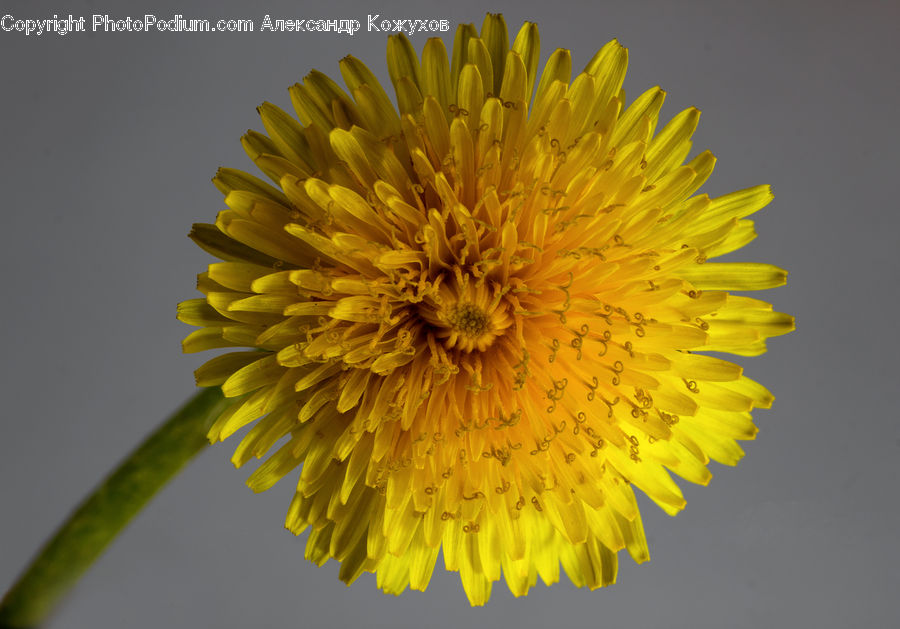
(0, 387), (227, 629)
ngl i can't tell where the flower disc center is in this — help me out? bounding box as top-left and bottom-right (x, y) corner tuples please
(418, 275), (514, 353)
(448, 303), (491, 338)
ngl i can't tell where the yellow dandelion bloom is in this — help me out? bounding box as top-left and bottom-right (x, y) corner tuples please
(178, 14), (794, 605)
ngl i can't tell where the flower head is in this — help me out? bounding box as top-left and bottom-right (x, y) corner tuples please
(179, 14), (793, 604)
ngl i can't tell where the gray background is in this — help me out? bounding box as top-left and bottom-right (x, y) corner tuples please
(1, 0), (898, 627)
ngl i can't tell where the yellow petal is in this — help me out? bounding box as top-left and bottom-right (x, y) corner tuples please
(421, 37), (452, 117)
(479, 13), (509, 95)
(678, 262), (788, 290)
(511, 21), (540, 100)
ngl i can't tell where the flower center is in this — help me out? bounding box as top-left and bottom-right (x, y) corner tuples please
(447, 303), (491, 339)
(417, 274), (514, 354)
(437, 297), (507, 353)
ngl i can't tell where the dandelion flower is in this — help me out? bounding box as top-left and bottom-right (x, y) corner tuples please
(178, 14), (794, 605)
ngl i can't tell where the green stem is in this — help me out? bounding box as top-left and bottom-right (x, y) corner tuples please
(0, 387), (228, 629)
